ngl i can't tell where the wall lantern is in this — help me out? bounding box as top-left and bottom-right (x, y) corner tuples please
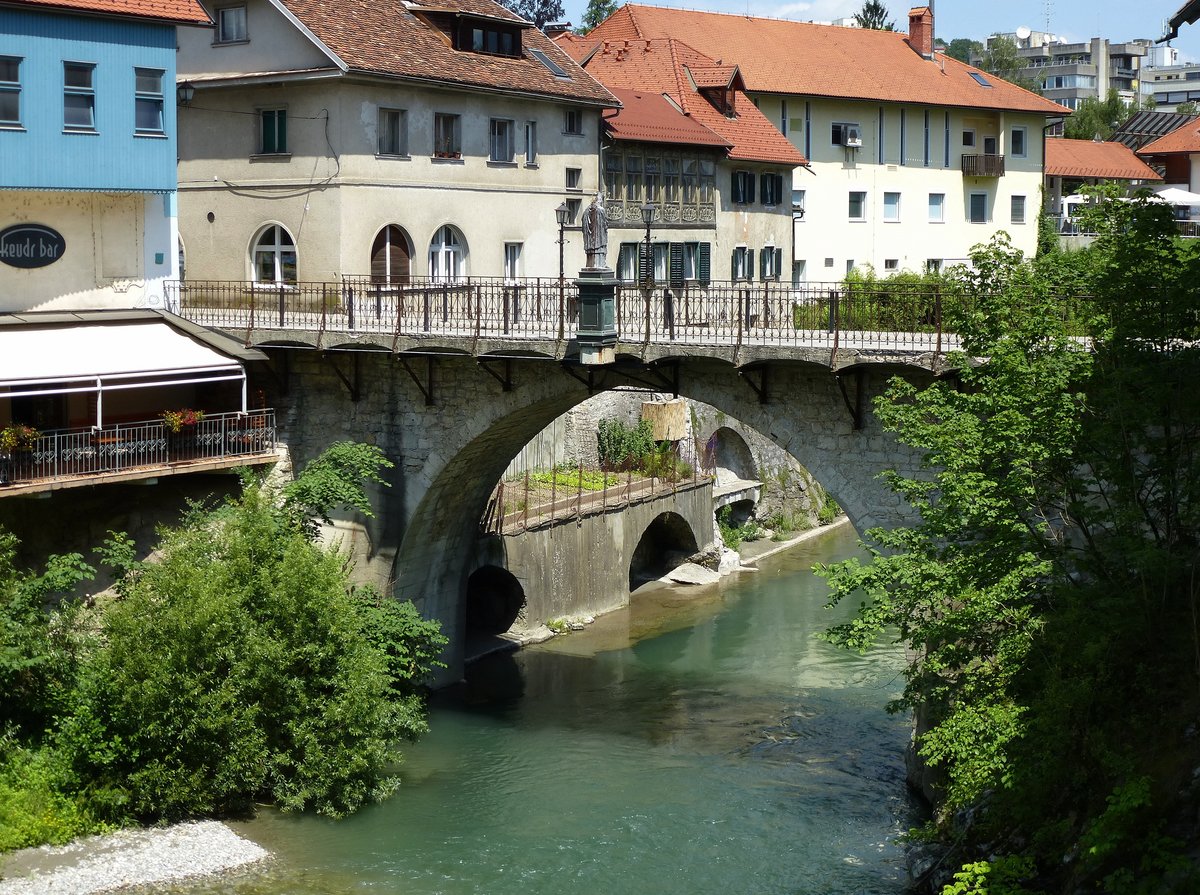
(177, 81), (196, 105)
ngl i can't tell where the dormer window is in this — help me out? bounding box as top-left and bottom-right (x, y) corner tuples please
(455, 18), (522, 58)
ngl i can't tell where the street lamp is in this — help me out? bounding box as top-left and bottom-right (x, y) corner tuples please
(640, 202), (656, 287)
(556, 200), (569, 338)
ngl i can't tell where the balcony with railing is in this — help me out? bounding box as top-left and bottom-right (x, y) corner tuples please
(961, 154), (1006, 177)
(0, 409), (277, 496)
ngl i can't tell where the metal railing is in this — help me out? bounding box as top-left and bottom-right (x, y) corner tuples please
(480, 444), (715, 535)
(0, 409), (276, 489)
(171, 277), (990, 354)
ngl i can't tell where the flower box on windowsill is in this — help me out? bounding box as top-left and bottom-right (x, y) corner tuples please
(433, 151), (462, 160)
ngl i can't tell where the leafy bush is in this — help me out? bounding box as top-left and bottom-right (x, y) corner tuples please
(596, 418), (654, 470)
(60, 473), (440, 823)
(716, 506), (763, 550)
(816, 499), (841, 525)
(0, 736), (105, 851)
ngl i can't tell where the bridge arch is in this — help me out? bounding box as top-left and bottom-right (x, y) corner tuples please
(708, 426), (756, 487)
(272, 350), (926, 682)
(465, 564), (525, 635)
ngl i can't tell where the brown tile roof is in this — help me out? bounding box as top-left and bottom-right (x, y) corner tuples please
(1045, 138), (1162, 181)
(277, 0), (617, 105)
(6, 0), (210, 25)
(583, 38), (806, 166)
(1138, 119), (1200, 155)
(605, 87), (731, 148)
(587, 4), (1068, 116)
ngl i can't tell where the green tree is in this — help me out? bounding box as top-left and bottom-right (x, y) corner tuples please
(853, 0), (894, 30)
(1063, 89), (1133, 140)
(1175, 100), (1198, 116)
(501, 0), (564, 29)
(818, 204), (1200, 887)
(944, 37), (983, 63)
(979, 36), (1040, 93)
(59, 445), (445, 823)
(580, 0), (619, 32)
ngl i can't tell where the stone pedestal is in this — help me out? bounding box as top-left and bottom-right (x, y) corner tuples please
(575, 267), (618, 365)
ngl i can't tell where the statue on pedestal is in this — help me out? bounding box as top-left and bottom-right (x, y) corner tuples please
(581, 192), (608, 270)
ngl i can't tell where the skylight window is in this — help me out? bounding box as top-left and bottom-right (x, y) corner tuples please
(969, 72), (993, 88)
(529, 48), (569, 79)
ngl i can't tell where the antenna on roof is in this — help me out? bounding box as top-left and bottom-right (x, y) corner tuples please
(1044, 0), (1052, 34)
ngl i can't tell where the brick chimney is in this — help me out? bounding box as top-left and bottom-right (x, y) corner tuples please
(908, 6), (934, 59)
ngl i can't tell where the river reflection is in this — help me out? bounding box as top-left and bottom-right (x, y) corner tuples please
(170, 523), (918, 895)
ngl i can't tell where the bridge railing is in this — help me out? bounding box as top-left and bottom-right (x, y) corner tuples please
(170, 277), (1085, 351)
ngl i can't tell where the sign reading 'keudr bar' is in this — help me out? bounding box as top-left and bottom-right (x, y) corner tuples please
(0, 224), (66, 269)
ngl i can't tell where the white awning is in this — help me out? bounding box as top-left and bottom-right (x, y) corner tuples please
(0, 321), (246, 422)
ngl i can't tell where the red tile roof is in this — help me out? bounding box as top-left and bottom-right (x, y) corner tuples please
(580, 38), (806, 166)
(1045, 138), (1162, 180)
(1138, 120), (1200, 156)
(6, 0), (210, 25)
(688, 64), (739, 89)
(276, 0), (617, 105)
(605, 87), (731, 148)
(587, 4), (1068, 116)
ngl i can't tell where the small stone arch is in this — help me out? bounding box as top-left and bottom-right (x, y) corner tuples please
(708, 426), (757, 487)
(629, 510), (701, 590)
(465, 564), (525, 634)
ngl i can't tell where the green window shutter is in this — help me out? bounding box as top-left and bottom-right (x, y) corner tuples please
(698, 243), (711, 284)
(278, 110), (287, 152)
(774, 247), (783, 280)
(669, 243), (684, 287)
(760, 173), (769, 204)
(759, 247), (767, 279)
(746, 249), (755, 279)
(746, 172), (755, 204)
(639, 243), (652, 281)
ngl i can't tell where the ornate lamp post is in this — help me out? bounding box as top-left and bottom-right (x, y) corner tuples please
(640, 202), (656, 341)
(556, 201), (569, 339)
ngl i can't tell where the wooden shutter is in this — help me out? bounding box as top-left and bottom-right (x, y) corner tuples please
(731, 171), (740, 203)
(730, 248), (738, 280)
(638, 243), (652, 281)
(698, 243), (711, 284)
(745, 249), (754, 280)
(759, 247), (767, 279)
(774, 248), (783, 281)
(669, 243), (684, 287)
(371, 226), (411, 285)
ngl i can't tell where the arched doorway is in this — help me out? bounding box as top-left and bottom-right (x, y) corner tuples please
(371, 225), (412, 285)
(629, 511), (701, 591)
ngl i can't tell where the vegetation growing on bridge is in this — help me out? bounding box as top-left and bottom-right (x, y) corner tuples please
(0, 443), (445, 851)
(819, 200), (1200, 891)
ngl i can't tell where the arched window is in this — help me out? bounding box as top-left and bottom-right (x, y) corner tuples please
(252, 224), (297, 284)
(428, 226), (464, 282)
(371, 225), (412, 285)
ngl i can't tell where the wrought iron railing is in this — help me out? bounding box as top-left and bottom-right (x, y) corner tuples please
(172, 277), (989, 352)
(0, 409), (276, 489)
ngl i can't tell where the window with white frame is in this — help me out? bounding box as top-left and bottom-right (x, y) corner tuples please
(848, 191), (866, 221)
(732, 246), (751, 281)
(761, 245), (783, 280)
(731, 170), (754, 204)
(969, 192), (988, 223)
(1011, 195), (1027, 224)
(63, 62), (96, 131)
(0, 57), (21, 127)
(761, 173), (784, 206)
(926, 258), (942, 273)
(928, 192), (945, 222)
(134, 68), (164, 135)
(683, 242), (699, 280)
(489, 118), (514, 162)
(792, 188), (805, 217)
(884, 258), (899, 271)
(215, 4), (248, 43)
(566, 167), (581, 190)
(883, 191), (900, 222)
(563, 108), (582, 135)
(259, 108), (286, 154)
(524, 120), (537, 165)
(252, 224), (297, 284)
(962, 129), (975, 147)
(1011, 126), (1027, 158)
(378, 108), (408, 156)
(617, 242), (638, 282)
(429, 226), (464, 281)
(565, 197), (581, 223)
(792, 259), (807, 285)
(434, 113), (461, 157)
(504, 242), (522, 280)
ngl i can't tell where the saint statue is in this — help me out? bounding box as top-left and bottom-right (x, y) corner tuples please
(581, 192), (608, 269)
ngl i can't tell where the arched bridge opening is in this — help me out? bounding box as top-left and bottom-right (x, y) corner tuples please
(629, 511), (702, 591)
(465, 564), (525, 635)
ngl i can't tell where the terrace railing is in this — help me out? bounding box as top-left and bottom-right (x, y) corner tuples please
(173, 277), (996, 354)
(0, 409), (276, 489)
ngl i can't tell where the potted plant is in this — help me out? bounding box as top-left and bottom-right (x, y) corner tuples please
(161, 408), (205, 433)
(0, 423), (40, 452)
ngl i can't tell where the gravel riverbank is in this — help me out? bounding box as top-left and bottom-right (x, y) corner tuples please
(0, 821), (268, 894)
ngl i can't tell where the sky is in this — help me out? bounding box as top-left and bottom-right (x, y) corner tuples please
(559, 0), (1200, 64)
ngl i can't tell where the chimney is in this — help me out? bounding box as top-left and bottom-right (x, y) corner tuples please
(544, 21), (572, 37)
(908, 6), (934, 59)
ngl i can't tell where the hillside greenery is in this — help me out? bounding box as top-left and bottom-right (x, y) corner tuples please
(819, 198), (1200, 892)
(0, 443), (445, 851)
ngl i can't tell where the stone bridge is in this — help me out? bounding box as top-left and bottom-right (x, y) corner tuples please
(178, 279), (945, 681)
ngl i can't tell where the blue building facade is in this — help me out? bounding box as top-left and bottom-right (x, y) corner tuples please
(0, 6), (178, 191)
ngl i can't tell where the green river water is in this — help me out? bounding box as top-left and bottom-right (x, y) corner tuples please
(178, 523), (919, 894)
